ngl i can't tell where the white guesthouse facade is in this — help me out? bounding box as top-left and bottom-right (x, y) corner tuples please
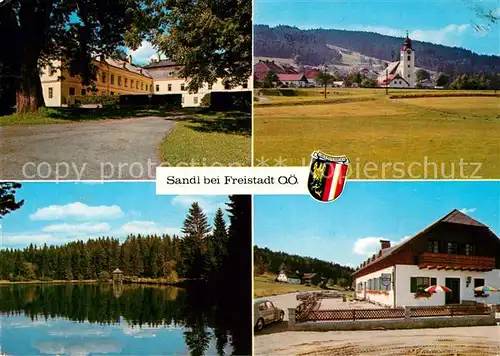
(353, 210), (500, 307)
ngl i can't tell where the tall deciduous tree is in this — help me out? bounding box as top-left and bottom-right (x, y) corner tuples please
(0, 0), (144, 114)
(0, 182), (24, 218)
(144, 0), (251, 92)
(415, 69), (431, 82)
(263, 71), (279, 88)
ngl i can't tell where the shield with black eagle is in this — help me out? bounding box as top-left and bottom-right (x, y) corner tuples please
(307, 151), (349, 202)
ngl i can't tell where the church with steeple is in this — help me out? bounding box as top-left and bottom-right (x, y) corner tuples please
(377, 32), (416, 88)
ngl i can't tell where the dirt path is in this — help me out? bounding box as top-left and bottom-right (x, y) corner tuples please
(0, 116), (175, 180)
(255, 326), (500, 355)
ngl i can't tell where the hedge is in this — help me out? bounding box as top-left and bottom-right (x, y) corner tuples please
(68, 95), (119, 107)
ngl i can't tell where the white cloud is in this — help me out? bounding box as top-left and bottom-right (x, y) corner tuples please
(126, 41), (162, 65)
(1, 233), (64, 246)
(42, 223), (111, 234)
(119, 221), (181, 236)
(353, 237), (384, 256)
(460, 208), (476, 214)
(172, 196), (226, 214)
(30, 202), (124, 221)
(353, 236), (410, 256)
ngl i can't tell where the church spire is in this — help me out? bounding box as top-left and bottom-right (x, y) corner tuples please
(402, 31), (412, 50)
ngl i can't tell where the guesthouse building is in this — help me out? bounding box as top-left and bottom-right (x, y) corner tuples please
(353, 210), (500, 307)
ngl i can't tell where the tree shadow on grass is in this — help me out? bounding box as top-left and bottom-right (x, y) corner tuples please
(165, 110), (252, 136)
(43, 107), (200, 122)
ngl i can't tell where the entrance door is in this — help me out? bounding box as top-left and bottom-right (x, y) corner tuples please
(445, 278), (461, 304)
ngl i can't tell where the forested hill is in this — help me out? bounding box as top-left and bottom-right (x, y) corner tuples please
(254, 246), (354, 283)
(254, 25), (500, 74)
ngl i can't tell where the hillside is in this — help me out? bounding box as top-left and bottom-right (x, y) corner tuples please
(254, 246), (354, 283)
(254, 25), (500, 74)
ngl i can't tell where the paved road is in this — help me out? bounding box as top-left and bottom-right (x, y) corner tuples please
(255, 325), (500, 355)
(1, 117), (175, 180)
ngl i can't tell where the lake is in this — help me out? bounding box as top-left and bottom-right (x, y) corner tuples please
(0, 283), (251, 355)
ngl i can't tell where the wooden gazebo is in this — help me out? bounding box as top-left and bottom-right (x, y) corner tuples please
(112, 268), (123, 283)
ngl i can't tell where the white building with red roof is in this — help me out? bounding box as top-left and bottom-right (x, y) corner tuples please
(377, 33), (416, 88)
(278, 73), (308, 87)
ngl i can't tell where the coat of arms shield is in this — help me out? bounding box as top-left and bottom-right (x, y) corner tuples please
(307, 151), (349, 202)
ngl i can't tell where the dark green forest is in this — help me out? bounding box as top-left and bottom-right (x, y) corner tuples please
(254, 246), (354, 284)
(254, 25), (500, 74)
(0, 197), (246, 286)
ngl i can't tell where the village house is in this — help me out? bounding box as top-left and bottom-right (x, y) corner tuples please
(278, 73), (308, 87)
(276, 271), (302, 284)
(304, 68), (322, 87)
(253, 60), (299, 82)
(353, 209), (500, 308)
(377, 33), (416, 88)
(41, 56), (251, 108)
(40, 55), (154, 107)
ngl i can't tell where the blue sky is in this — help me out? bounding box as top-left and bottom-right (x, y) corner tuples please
(254, 0), (500, 55)
(0, 182), (229, 249)
(254, 181), (500, 268)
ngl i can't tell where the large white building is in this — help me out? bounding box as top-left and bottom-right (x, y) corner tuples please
(353, 210), (500, 308)
(377, 33), (416, 88)
(143, 60), (251, 107)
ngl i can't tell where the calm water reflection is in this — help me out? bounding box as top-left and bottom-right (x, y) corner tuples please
(0, 284), (249, 356)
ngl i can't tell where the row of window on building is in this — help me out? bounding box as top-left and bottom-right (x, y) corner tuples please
(100, 72), (152, 92)
(357, 277), (392, 292)
(410, 276), (485, 293)
(427, 240), (476, 255)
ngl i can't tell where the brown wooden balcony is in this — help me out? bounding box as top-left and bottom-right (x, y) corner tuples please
(419, 252), (495, 271)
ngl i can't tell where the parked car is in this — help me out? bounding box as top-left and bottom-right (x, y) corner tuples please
(254, 299), (284, 331)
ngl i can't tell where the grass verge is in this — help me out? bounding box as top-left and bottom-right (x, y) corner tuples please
(254, 273), (322, 298)
(160, 111), (251, 166)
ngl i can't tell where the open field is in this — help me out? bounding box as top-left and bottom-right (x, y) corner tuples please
(254, 325), (500, 355)
(254, 273), (322, 298)
(254, 88), (500, 179)
(160, 111), (251, 166)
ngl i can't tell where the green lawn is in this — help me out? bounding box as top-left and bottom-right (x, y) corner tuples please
(254, 273), (321, 298)
(0, 106), (184, 125)
(254, 88), (500, 179)
(159, 111), (251, 166)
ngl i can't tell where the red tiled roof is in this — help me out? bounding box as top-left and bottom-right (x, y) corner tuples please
(305, 69), (321, 79)
(278, 73), (306, 81)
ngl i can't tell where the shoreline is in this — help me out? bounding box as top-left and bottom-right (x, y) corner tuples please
(0, 279), (98, 285)
(0, 277), (201, 288)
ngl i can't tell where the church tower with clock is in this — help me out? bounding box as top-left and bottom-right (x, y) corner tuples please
(400, 32), (415, 87)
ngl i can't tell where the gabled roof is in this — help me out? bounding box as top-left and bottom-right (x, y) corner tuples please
(113, 268), (123, 273)
(278, 73), (307, 82)
(352, 209), (494, 276)
(305, 69), (321, 78)
(103, 57), (152, 78)
(143, 60), (179, 69)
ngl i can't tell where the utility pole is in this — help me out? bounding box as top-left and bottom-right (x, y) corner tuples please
(324, 64), (327, 99)
(385, 68), (388, 95)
